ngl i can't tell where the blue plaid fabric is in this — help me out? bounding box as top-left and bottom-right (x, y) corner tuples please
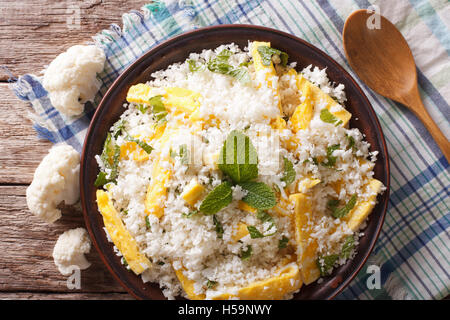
(10, 0), (449, 299)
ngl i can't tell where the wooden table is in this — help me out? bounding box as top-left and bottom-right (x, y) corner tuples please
(0, 0), (152, 300)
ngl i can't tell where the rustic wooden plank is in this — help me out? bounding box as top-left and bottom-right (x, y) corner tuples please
(0, 83), (52, 184)
(0, 292), (133, 300)
(0, 185), (127, 293)
(0, 0), (147, 80)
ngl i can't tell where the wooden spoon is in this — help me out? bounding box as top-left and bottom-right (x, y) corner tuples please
(343, 9), (450, 162)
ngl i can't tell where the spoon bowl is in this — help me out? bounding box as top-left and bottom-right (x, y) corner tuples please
(343, 10), (450, 161)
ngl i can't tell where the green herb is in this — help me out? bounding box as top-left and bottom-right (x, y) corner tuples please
(239, 61), (251, 67)
(240, 181), (277, 210)
(100, 133), (114, 166)
(148, 95), (167, 123)
(122, 209), (128, 216)
(112, 119), (126, 138)
(247, 226), (264, 239)
(216, 49), (232, 60)
(312, 157), (319, 165)
(100, 133), (120, 183)
(179, 144), (189, 165)
(207, 49), (250, 83)
(340, 236), (355, 259)
(278, 236), (289, 249)
(218, 130), (258, 184)
(213, 214), (224, 239)
(239, 245), (253, 260)
(316, 254), (339, 276)
(125, 136), (153, 154)
(328, 194), (357, 218)
(182, 210), (199, 218)
(122, 257), (128, 267)
(199, 182), (233, 215)
(319, 108), (341, 125)
(157, 261), (165, 266)
(145, 216), (151, 230)
(322, 144), (340, 168)
(109, 145), (120, 182)
(206, 280), (218, 289)
(255, 210), (277, 236)
(94, 171), (109, 187)
(280, 157), (296, 187)
(256, 46), (289, 67)
(187, 59), (202, 72)
(137, 104), (148, 114)
(346, 135), (356, 151)
(207, 50), (233, 74)
(229, 68), (251, 84)
(326, 199), (341, 211)
(256, 210), (273, 223)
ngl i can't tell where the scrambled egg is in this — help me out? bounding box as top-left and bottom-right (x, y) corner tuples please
(96, 190), (151, 275)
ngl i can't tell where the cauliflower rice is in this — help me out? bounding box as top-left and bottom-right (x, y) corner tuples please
(95, 42), (384, 300)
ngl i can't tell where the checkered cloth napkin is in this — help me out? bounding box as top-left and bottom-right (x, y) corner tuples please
(10, 0), (449, 299)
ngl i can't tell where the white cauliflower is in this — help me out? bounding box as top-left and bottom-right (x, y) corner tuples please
(43, 45), (106, 117)
(26, 144), (80, 223)
(53, 228), (91, 275)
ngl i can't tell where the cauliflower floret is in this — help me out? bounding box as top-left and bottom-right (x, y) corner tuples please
(53, 228), (91, 275)
(43, 45), (106, 117)
(26, 144), (80, 223)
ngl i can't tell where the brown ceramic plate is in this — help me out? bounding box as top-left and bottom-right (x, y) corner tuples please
(81, 25), (390, 300)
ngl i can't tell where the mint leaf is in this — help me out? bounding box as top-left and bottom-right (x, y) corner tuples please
(148, 95), (167, 123)
(320, 108), (340, 125)
(239, 245), (252, 260)
(256, 210), (277, 235)
(340, 236), (355, 259)
(326, 199), (340, 211)
(247, 226), (264, 239)
(322, 144), (340, 168)
(256, 210), (273, 223)
(98, 133), (120, 185)
(317, 254), (339, 276)
(257, 46), (289, 67)
(109, 145), (120, 182)
(179, 144), (189, 165)
(125, 136), (153, 155)
(218, 130), (258, 183)
(206, 280), (218, 289)
(207, 60), (234, 75)
(182, 210), (199, 218)
(328, 194), (357, 218)
(94, 171), (109, 187)
(199, 182), (233, 215)
(145, 216), (151, 230)
(278, 236), (289, 249)
(187, 59), (202, 72)
(281, 157), (296, 186)
(206, 50), (250, 84)
(346, 134), (357, 153)
(229, 68), (251, 84)
(112, 119), (126, 138)
(240, 181), (277, 210)
(213, 215), (224, 239)
(137, 104), (149, 114)
(100, 133), (114, 166)
(217, 49), (232, 60)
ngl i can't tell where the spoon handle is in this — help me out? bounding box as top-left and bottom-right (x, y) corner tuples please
(409, 95), (450, 163)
